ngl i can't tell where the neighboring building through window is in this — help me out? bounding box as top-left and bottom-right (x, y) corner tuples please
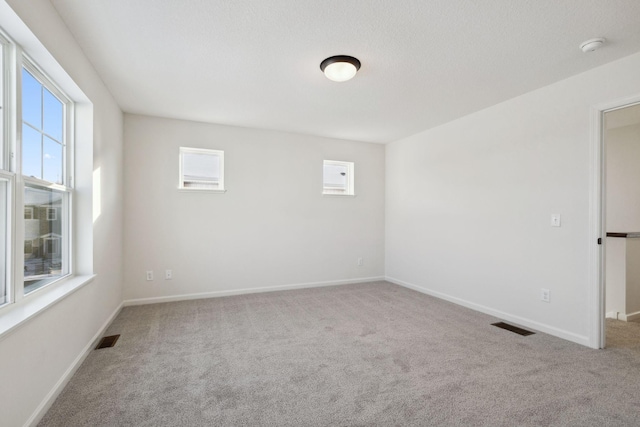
(179, 147), (225, 191)
(323, 160), (354, 195)
(46, 207), (57, 221)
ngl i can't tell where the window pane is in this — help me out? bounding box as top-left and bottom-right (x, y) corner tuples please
(0, 180), (7, 305)
(22, 69), (42, 129)
(183, 152), (220, 182)
(43, 88), (63, 141)
(43, 136), (63, 184)
(0, 43), (3, 170)
(323, 164), (348, 189)
(24, 184), (68, 294)
(22, 124), (42, 179)
(181, 151), (222, 189)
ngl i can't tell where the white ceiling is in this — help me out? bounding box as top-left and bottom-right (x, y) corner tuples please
(50, 0), (640, 143)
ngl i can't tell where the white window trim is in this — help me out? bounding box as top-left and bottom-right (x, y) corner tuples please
(0, 16), (81, 315)
(178, 146), (226, 193)
(323, 159), (355, 196)
(19, 58), (73, 297)
(0, 1), (94, 339)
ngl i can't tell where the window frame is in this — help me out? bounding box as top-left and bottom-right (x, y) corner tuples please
(21, 58), (70, 187)
(0, 32), (75, 307)
(0, 30), (11, 307)
(0, 175), (10, 307)
(0, 5), (97, 339)
(178, 146), (225, 192)
(19, 56), (74, 297)
(322, 159), (355, 196)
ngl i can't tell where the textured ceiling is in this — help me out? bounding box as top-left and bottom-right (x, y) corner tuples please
(50, 0), (640, 143)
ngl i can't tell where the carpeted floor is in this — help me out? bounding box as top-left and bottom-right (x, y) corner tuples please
(606, 317), (640, 349)
(39, 282), (640, 426)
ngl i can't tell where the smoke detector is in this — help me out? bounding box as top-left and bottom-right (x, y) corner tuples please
(580, 38), (605, 53)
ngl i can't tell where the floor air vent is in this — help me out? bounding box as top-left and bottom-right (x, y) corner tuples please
(95, 335), (120, 349)
(492, 322), (535, 336)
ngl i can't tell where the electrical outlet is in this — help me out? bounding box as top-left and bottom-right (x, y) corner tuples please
(357, 257), (363, 266)
(165, 269), (172, 280)
(146, 270), (154, 281)
(541, 288), (550, 303)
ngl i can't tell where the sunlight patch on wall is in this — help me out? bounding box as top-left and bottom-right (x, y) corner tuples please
(93, 167), (101, 223)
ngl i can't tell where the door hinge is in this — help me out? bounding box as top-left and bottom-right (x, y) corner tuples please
(597, 238), (602, 245)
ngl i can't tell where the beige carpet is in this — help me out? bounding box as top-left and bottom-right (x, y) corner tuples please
(606, 318), (640, 349)
(40, 282), (640, 426)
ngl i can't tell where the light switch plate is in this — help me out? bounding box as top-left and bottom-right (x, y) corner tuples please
(551, 214), (561, 227)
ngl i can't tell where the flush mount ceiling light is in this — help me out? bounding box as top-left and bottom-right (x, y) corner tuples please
(320, 55), (361, 82)
(580, 38), (606, 53)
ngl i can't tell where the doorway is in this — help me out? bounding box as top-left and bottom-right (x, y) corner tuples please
(602, 103), (640, 348)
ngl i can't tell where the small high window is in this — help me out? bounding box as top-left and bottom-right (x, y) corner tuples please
(179, 147), (224, 191)
(323, 160), (354, 196)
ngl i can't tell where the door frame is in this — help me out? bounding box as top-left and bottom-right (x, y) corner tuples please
(589, 94), (640, 349)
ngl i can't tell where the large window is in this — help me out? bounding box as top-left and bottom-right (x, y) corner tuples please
(0, 25), (75, 308)
(21, 63), (71, 295)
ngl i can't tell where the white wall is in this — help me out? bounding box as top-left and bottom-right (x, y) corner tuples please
(123, 115), (384, 302)
(606, 123), (640, 232)
(0, 1), (123, 426)
(386, 52), (640, 346)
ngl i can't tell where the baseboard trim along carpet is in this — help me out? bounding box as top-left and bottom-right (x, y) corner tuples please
(608, 310), (640, 322)
(625, 311), (640, 322)
(122, 276), (386, 307)
(385, 276), (591, 348)
(25, 302), (124, 427)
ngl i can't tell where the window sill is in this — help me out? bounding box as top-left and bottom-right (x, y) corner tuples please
(322, 193), (357, 197)
(177, 188), (227, 193)
(0, 274), (96, 341)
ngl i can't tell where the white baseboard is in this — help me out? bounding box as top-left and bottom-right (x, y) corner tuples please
(123, 276), (386, 307)
(619, 311), (640, 322)
(604, 311), (640, 322)
(385, 276), (591, 347)
(25, 302), (124, 427)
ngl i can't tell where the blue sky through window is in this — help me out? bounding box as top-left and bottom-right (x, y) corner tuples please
(22, 70), (41, 128)
(22, 68), (64, 183)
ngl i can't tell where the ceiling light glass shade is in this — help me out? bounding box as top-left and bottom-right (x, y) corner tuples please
(320, 55), (361, 82)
